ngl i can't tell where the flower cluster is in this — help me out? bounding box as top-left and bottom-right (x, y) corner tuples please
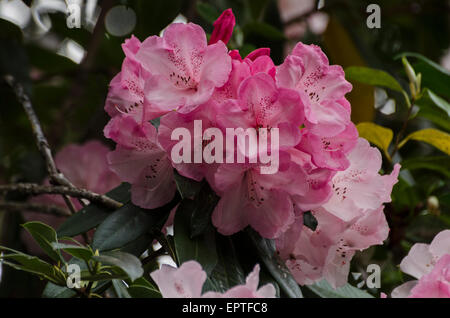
(103, 9), (400, 288)
(150, 260), (275, 298)
(391, 230), (450, 298)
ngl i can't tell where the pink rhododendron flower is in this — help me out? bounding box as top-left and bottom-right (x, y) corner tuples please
(217, 72), (304, 154)
(277, 206), (390, 288)
(24, 141), (121, 252)
(276, 42), (352, 136)
(102, 9), (400, 250)
(209, 8), (235, 45)
(104, 115), (176, 209)
(276, 139), (399, 288)
(150, 260), (276, 298)
(135, 23), (232, 115)
(29, 141), (121, 212)
(320, 138), (401, 221)
(392, 230), (450, 298)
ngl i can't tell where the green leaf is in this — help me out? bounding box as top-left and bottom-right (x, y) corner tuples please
(356, 122), (393, 159)
(196, 2), (220, 24)
(243, 22), (286, 41)
(22, 221), (62, 262)
(57, 183), (131, 237)
(42, 282), (76, 298)
(396, 52), (450, 99)
(128, 285), (162, 298)
(415, 89), (450, 131)
(306, 279), (374, 298)
(173, 199), (218, 275)
(345, 66), (403, 92)
(174, 171), (203, 199)
(93, 250), (143, 282)
(247, 229), (303, 298)
(51, 242), (94, 262)
(0, 247), (64, 284)
(128, 277), (161, 298)
(398, 128), (450, 155)
(92, 202), (168, 252)
(203, 235), (246, 293)
(112, 279), (131, 298)
(190, 183), (220, 238)
(400, 156), (450, 178)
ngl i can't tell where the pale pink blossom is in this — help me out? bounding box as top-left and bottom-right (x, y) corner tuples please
(320, 138), (400, 221)
(277, 206), (390, 288)
(135, 23), (232, 114)
(392, 230), (450, 298)
(150, 260), (276, 298)
(104, 115), (176, 209)
(23, 141), (121, 252)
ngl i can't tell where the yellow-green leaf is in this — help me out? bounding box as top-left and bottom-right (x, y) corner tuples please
(356, 122), (393, 159)
(398, 128), (450, 155)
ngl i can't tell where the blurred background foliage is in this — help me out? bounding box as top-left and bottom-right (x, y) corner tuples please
(0, 0), (449, 297)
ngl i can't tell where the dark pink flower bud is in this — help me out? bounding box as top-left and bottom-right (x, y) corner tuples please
(209, 8), (236, 45)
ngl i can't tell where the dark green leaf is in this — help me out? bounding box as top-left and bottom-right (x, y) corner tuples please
(22, 221), (62, 262)
(401, 156), (450, 178)
(128, 277), (161, 298)
(92, 202), (164, 252)
(112, 279), (131, 298)
(196, 2), (220, 24)
(190, 183), (219, 237)
(42, 282), (76, 298)
(93, 250), (143, 282)
(51, 242), (94, 262)
(57, 183), (131, 237)
(396, 52), (450, 99)
(306, 279), (374, 298)
(243, 22), (286, 41)
(0, 247), (63, 284)
(203, 235), (246, 293)
(174, 170), (203, 199)
(415, 89), (450, 131)
(345, 66), (403, 92)
(247, 229), (303, 298)
(173, 200), (218, 275)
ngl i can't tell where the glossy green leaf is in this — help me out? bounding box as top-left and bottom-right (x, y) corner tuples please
(51, 242), (94, 262)
(203, 235), (246, 293)
(306, 279), (374, 298)
(22, 221), (62, 262)
(415, 89), (450, 131)
(57, 183), (131, 238)
(174, 171), (203, 199)
(243, 22), (286, 41)
(196, 2), (220, 24)
(396, 52), (450, 99)
(128, 277), (161, 298)
(190, 183), (219, 238)
(92, 202), (168, 252)
(345, 66), (403, 92)
(93, 250), (143, 282)
(173, 199), (218, 275)
(400, 156), (450, 178)
(247, 229), (303, 298)
(112, 279), (131, 298)
(0, 247), (63, 284)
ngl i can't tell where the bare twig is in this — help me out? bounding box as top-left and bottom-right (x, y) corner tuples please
(0, 183), (122, 210)
(0, 201), (71, 217)
(4, 75), (81, 214)
(4, 76), (74, 188)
